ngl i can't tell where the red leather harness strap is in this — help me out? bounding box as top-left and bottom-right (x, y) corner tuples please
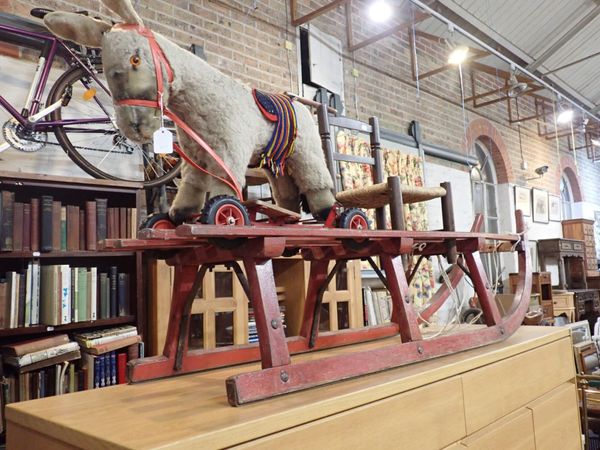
(113, 24), (243, 200)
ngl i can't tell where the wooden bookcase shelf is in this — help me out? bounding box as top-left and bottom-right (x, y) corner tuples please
(0, 316), (136, 339)
(0, 171), (147, 345)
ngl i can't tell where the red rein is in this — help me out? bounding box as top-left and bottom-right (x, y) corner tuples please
(113, 24), (243, 200)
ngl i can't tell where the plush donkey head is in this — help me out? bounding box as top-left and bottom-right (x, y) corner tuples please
(45, 0), (169, 143)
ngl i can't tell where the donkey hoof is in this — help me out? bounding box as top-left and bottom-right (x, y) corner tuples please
(168, 207), (196, 225)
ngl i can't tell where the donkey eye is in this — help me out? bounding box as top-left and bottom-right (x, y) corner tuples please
(130, 55), (142, 68)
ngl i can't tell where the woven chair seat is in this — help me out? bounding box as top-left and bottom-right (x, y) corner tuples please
(336, 183), (446, 209)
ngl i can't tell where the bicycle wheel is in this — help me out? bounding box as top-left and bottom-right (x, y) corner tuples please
(48, 67), (181, 188)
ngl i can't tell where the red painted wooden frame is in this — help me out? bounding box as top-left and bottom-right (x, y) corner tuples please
(101, 211), (531, 406)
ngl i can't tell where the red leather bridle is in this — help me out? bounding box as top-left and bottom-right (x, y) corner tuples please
(113, 24), (243, 199)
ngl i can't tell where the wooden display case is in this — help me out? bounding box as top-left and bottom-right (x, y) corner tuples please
(538, 238), (587, 290)
(562, 218), (599, 278)
(509, 271), (553, 319)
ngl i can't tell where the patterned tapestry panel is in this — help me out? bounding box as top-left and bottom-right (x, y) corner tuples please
(336, 131), (434, 307)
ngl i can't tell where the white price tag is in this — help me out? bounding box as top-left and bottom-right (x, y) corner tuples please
(153, 127), (173, 154)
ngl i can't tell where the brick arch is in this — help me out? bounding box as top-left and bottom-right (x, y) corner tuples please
(557, 155), (583, 202)
(464, 118), (514, 184)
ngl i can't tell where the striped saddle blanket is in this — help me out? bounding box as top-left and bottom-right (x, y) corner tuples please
(252, 89), (297, 176)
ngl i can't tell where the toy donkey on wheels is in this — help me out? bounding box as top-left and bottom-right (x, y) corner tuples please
(44, 0), (337, 226)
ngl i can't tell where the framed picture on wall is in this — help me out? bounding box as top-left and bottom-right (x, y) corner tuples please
(514, 186), (531, 216)
(548, 195), (561, 221)
(532, 188), (549, 223)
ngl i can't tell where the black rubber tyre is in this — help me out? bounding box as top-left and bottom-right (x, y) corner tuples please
(338, 208), (371, 251)
(138, 213), (175, 230)
(460, 307), (484, 324)
(48, 67), (182, 188)
(200, 195), (250, 249)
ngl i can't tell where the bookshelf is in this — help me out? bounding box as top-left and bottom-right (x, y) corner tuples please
(148, 257), (363, 355)
(0, 171), (147, 413)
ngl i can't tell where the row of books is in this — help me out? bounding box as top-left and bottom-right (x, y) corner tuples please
(248, 305), (287, 343)
(363, 287), (392, 326)
(1, 327), (140, 403)
(0, 264), (130, 329)
(0, 191), (138, 252)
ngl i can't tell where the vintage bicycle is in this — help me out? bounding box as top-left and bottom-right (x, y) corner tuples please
(0, 8), (181, 188)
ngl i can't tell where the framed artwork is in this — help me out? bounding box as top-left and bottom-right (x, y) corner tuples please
(514, 186), (531, 216)
(532, 188), (549, 223)
(548, 195), (561, 221)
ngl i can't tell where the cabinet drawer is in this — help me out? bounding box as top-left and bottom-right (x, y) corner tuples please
(537, 272), (551, 284)
(541, 300), (554, 318)
(553, 293), (574, 308)
(573, 241), (584, 251)
(588, 259), (598, 270)
(560, 241), (573, 251)
(584, 223), (594, 236)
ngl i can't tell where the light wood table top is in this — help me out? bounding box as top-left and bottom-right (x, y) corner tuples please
(7, 326), (569, 449)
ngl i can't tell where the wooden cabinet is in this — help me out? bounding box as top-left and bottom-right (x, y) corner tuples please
(5, 327), (580, 449)
(563, 218), (599, 278)
(552, 291), (576, 322)
(572, 289), (600, 331)
(538, 238), (587, 290)
(147, 257), (363, 355)
(509, 272), (553, 319)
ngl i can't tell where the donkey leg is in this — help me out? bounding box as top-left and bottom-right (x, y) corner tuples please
(285, 104), (336, 220)
(264, 172), (301, 213)
(169, 164), (209, 224)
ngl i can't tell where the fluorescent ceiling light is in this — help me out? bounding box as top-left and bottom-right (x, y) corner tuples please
(368, 1), (392, 23)
(591, 138), (600, 147)
(448, 46), (469, 65)
(556, 108), (574, 124)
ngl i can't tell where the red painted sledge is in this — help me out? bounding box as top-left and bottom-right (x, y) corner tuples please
(101, 209), (531, 406)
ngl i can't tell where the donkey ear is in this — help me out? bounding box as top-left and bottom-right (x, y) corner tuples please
(101, 0), (144, 25)
(44, 12), (112, 48)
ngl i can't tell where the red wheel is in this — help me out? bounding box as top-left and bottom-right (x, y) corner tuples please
(214, 204), (246, 226)
(139, 213), (176, 230)
(348, 214), (368, 230)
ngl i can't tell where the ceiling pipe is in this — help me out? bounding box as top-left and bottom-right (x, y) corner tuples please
(408, 0), (600, 123)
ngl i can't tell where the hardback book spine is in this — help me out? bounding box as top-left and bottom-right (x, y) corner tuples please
(95, 356), (103, 388)
(99, 272), (109, 319)
(0, 333), (69, 357)
(117, 352), (127, 384)
(40, 196), (53, 252)
(71, 268), (78, 322)
(79, 210), (86, 250)
(66, 205), (80, 251)
(117, 273), (129, 317)
(76, 267), (88, 322)
(90, 267), (97, 321)
(39, 265), (60, 326)
(30, 261), (40, 326)
(109, 266), (118, 318)
(85, 201), (96, 250)
(59, 264), (71, 325)
(1, 191), (15, 251)
(12, 202), (23, 252)
(17, 272), (25, 327)
(30, 198), (40, 252)
(110, 351), (117, 385)
(22, 203), (31, 251)
(51, 201), (61, 252)
(130, 208), (138, 239)
(0, 279), (8, 329)
(119, 207), (127, 238)
(76, 330), (138, 348)
(60, 206), (67, 252)
(24, 263), (32, 327)
(68, 363), (75, 394)
(9, 272), (18, 328)
(95, 198), (108, 244)
(106, 208), (114, 239)
(125, 208), (131, 239)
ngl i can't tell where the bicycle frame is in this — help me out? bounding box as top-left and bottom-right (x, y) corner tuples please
(0, 20), (112, 132)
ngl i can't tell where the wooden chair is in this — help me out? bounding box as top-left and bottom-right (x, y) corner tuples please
(316, 105), (457, 261)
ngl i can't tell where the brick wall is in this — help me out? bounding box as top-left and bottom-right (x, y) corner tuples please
(3, 0), (600, 209)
